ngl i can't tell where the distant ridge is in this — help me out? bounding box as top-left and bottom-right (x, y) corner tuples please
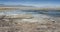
(0, 4), (34, 7)
(0, 4), (60, 10)
(0, 4), (5, 5)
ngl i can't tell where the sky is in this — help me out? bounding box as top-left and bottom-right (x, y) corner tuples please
(0, 0), (60, 7)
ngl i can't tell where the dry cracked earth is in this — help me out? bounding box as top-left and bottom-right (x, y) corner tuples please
(0, 14), (60, 32)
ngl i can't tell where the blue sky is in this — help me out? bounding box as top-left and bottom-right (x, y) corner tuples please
(0, 0), (60, 7)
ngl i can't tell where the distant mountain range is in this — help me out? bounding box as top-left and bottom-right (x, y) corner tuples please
(0, 4), (34, 7)
(0, 4), (60, 10)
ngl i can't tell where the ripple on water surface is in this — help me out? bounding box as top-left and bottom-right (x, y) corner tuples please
(0, 10), (60, 17)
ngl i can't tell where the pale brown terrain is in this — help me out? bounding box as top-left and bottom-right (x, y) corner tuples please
(0, 6), (60, 11)
(0, 14), (60, 32)
(0, 7), (39, 10)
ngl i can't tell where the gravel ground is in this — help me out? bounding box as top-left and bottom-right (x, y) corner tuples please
(0, 14), (60, 32)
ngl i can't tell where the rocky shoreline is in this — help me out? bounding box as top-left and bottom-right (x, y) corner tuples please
(0, 14), (60, 32)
